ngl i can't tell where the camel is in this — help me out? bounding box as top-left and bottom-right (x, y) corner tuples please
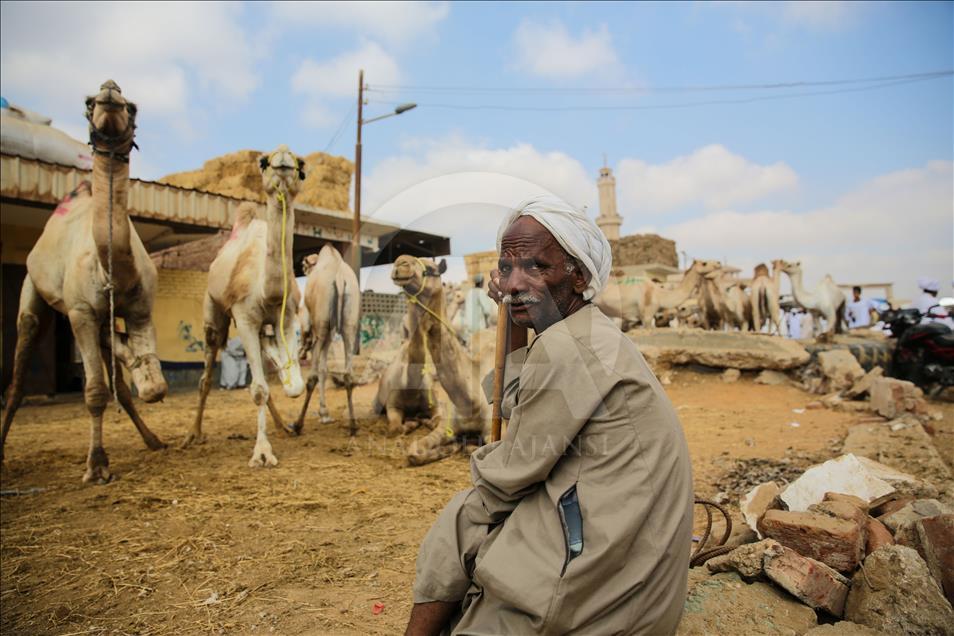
(390, 255), (492, 465)
(595, 260), (722, 328)
(292, 245), (360, 435)
(1, 80), (167, 483)
(750, 262), (783, 335)
(186, 145), (306, 467)
(777, 260), (846, 341)
(372, 340), (440, 436)
(708, 269), (752, 331)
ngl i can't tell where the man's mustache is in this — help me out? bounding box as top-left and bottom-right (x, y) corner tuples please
(503, 292), (541, 305)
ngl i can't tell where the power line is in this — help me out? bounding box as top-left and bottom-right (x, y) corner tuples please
(323, 105), (356, 153)
(367, 74), (948, 112)
(365, 70), (952, 95)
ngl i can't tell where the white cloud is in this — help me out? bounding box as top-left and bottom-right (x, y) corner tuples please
(292, 41), (401, 129)
(512, 20), (621, 79)
(661, 161), (953, 301)
(616, 144), (799, 214)
(0, 2), (259, 135)
(270, 1), (448, 45)
(709, 1), (864, 32)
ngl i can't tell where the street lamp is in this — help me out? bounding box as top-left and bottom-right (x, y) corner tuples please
(352, 68), (417, 278)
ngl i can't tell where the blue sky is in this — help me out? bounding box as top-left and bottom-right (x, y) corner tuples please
(1, 1), (952, 299)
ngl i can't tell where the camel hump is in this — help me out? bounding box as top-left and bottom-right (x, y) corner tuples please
(319, 243), (343, 263)
(233, 202), (259, 229)
(52, 180), (92, 216)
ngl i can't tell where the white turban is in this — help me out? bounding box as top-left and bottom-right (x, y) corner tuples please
(497, 194), (612, 301)
(918, 277), (939, 292)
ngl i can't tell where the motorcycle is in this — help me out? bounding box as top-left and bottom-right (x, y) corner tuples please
(879, 300), (954, 396)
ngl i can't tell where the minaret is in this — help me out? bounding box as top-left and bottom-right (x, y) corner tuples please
(595, 157), (622, 241)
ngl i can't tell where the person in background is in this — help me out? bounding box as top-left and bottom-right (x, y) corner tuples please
(786, 307), (802, 339)
(846, 286), (877, 329)
(912, 278), (941, 320)
(460, 273), (497, 342)
(219, 337), (249, 390)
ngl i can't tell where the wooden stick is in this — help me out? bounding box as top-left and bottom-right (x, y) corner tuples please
(491, 302), (511, 442)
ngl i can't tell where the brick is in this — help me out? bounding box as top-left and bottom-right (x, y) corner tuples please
(763, 545), (851, 617)
(904, 514), (954, 605)
(880, 498), (951, 533)
(870, 495), (914, 518)
(844, 366), (884, 399)
(809, 500), (869, 530)
(823, 492), (869, 512)
(758, 509), (865, 573)
(864, 516), (894, 555)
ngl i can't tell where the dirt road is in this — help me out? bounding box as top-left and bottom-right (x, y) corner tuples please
(1, 370), (864, 635)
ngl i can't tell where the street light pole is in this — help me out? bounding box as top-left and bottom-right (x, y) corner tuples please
(352, 69), (364, 278)
(351, 69), (416, 280)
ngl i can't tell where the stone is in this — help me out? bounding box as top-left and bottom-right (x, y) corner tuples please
(896, 514), (954, 604)
(845, 545), (954, 635)
(869, 377), (928, 419)
(880, 499), (951, 533)
(706, 539), (783, 579)
(740, 481), (781, 537)
(678, 571), (818, 635)
(822, 392), (843, 408)
(806, 401), (824, 410)
(780, 454), (899, 512)
(865, 516), (894, 555)
(755, 370), (789, 386)
(833, 400), (873, 413)
(804, 622), (881, 635)
(628, 328), (811, 371)
(823, 492), (869, 511)
(763, 545), (851, 617)
(844, 366), (884, 399)
(759, 509), (865, 574)
(721, 368), (741, 383)
(817, 349), (865, 392)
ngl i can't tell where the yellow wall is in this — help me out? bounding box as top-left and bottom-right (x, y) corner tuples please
(154, 268), (214, 363)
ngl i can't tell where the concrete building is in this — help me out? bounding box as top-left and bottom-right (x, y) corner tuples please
(1, 153), (449, 394)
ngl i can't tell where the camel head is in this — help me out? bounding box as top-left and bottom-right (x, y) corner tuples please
(261, 316), (306, 398)
(259, 144), (306, 199)
(690, 259), (722, 277)
(301, 253), (320, 276)
(85, 80), (138, 156)
(391, 255), (446, 301)
(778, 260), (802, 275)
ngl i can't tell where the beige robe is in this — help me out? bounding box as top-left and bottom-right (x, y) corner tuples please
(413, 304), (693, 635)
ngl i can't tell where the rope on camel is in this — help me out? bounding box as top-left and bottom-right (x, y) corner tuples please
(106, 150), (118, 406)
(277, 190), (294, 387)
(690, 497), (735, 567)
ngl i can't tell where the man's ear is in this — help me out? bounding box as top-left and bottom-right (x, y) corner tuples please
(572, 264), (588, 294)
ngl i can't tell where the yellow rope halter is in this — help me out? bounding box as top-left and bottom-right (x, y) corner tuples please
(277, 190), (294, 387)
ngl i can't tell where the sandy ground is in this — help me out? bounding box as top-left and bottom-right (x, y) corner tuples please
(0, 369), (923, 635)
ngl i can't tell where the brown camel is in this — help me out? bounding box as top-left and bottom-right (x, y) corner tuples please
(185, 146), (306, 467)
(390, 255), (491, 465)
(293, 245), (361, 435)
(750, 262), (782, 334)
(1, 80), (167, 483)
(372, 339), (440, 436)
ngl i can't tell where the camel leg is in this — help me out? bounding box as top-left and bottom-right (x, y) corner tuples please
(234, 313), (277, 468)
(103, 347), (165, 450)
(406, 423), (461, 467)
(292, 373), (318, 436)
(267, 396), (289, 436)
(69, 308), (112, 484)
(342, 331), (357, 437)
(387, 406), (406, 436)
(317, 342), (331, 424)
(185, 296), (228, 447)
(1, 277), (53, 462)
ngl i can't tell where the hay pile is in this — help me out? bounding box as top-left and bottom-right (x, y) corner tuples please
(159, 150), (354, 212)
(610, 234), (678, 267)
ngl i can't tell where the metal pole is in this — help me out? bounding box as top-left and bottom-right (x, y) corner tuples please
(352, 69), (364, 279)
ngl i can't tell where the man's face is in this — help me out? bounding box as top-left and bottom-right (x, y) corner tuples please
(853, 290), (861, 301)
(498, 216), (586, 331)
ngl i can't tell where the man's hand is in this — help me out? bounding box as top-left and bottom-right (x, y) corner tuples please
(488, 268), (503, 304)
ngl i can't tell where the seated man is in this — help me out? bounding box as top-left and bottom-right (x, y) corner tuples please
(406, 195), (693, 635)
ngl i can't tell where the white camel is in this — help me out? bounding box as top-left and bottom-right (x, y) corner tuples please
(186, 145), (306, 467)
(293, 245), (361, 435)
(777, 260), (846, 341)
(595, 260), (721, 328)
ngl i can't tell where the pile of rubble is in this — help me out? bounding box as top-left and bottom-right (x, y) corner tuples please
(679, 452), (954, 634)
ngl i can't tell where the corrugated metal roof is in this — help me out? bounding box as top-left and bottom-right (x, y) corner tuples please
(1, 153), (398, 247)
